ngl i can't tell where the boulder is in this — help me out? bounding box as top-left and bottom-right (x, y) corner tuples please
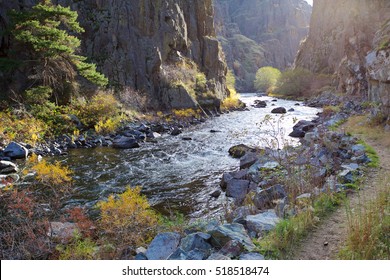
(351, 144), (366, 157)
(210, 189), (222, 198)
(208, 223), (255, 251)
(48, 222), (77, 243)
(271, 107), (287, 114)
(145, 232), (181, 260)
(112, 136), (140, 149)
(240, 152), (259, 169)
(239, 253), (265, 260)
(245, 210), (280, 234)
(207, 253), (231, 260)
(228, 144), (256, 158)
(289, 129), (306, 138)
(226, 179), (250, 205)
(180, 232), (212, 252)
(218, 240), (244, 258)
(253, 100), (267, 108)
(171, 127), (182, 136)
(3, 142), (28, 159)
(254, 185), (287, 210)
(0, 174), (19, 188)
(0, 160), (19, 174)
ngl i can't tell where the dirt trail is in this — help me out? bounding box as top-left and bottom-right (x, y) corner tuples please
(291, 138), (390, 260)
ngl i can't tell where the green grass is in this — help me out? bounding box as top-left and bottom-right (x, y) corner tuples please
(357, 140), (380, 168)
(256, 193), (344, 259)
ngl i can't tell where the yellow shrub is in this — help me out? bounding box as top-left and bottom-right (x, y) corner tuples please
(0, 111), (48, 145)
(98, 187), (158, 251)
(28, 155), (72, 187)
(94, 116), (122, 134)
(221, 89), (241, 111)
(73, 92), (120, 128)
(172, 108), (200, 119)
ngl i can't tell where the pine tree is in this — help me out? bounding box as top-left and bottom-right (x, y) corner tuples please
(7, 0), (108, 104)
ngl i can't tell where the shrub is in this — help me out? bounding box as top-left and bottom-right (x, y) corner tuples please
(56, 233), (97, 260)
(221, 69), (243, 111)
(97, 187), (159, 256)
(73, 92), (120, 129)
(254, 66), (282, 93)
(0, 110), (48, 145)
(275, 68), (315, 97)
(172, 108), (200, 119)
(0, 188), (51, 259)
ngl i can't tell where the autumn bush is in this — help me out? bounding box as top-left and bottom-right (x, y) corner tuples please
(0, 188), (51, 259)
(97, 187), (159, 258)
(72, 92), (120, 129)
(221, 70), (243, 111)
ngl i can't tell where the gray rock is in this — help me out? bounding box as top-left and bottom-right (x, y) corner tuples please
(180, 232), (212, 252)
(146, 232), (181, 260)
(218, 240), (244, 258)
(245, 210), (280, 234)
(48, 222), (77, 243)
(135, 253), (148, 260)
(341, 163), (360, 171)
(171, 127), (182, 136)
(168, 248), (187, 260)
(3, 142), (28, 159)
(296, 193), (311, 200)
(229, 144), (256, 158)
(0, 174), (19, 187)
(210, 189), (222, 198)
(226, 179), (250, 205)
(271, 107), (287, 114)
(239, 252), (265, 260)
(112, 136), (140, 149)
(207, 253), (231, 260)
(186, 249), (209, 260)
(208, 223), (256, 251)
(338, 169), (355, 184)
(0, 160), (19, 174)
(254, 185), (287, 210)
(240, 152), (259, 169)
(351, 144), (366, 156)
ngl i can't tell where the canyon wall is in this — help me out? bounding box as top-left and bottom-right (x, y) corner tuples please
(214, 0), (312, 91)
(0, 0), (228, 110)
(295, 0), (390, 113)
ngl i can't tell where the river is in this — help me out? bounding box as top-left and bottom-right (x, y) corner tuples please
(63, 94), (321, 219)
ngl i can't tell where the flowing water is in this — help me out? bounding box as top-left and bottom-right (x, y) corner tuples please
(63, 94), (321, 218)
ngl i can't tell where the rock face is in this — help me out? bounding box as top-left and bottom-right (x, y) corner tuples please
(214, 0), (312, 91)
(295, 0), (390, 117)
(0, 0), (228, 110)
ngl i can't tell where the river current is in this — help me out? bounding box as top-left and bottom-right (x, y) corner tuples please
(64, 94), (321, 218)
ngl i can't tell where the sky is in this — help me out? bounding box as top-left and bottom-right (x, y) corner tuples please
(305, 0), (313, 6)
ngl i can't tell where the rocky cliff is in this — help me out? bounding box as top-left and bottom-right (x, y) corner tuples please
(214, 0), (312, 91)
(295, 0), (390, 112)
(0, 0), (227, 110)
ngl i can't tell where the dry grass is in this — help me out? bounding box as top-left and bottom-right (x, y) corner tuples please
(339, 174), (390, 259)
(342, 115), (390, 149)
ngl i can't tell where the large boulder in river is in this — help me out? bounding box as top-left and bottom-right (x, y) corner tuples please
(271, 107), (287, 114)
(3, 142), (28, 159)
(112, 136), (140, 149)
(146, 232), (181, 260)
(228, 144), (256, 158)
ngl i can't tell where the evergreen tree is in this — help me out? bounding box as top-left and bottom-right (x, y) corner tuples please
(6, 0), (108, 104)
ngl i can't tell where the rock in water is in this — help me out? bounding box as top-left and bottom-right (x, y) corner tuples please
(112, 136), (140, 149)
(271, 107), (287, 114)
(3, 142), (28, 159)
(146, 232), (181, 260)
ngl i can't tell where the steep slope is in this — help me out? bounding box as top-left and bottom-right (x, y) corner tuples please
(295, 0), (390, 111)
(0, 0), (228, 110)
(214, 0), (312, 91)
